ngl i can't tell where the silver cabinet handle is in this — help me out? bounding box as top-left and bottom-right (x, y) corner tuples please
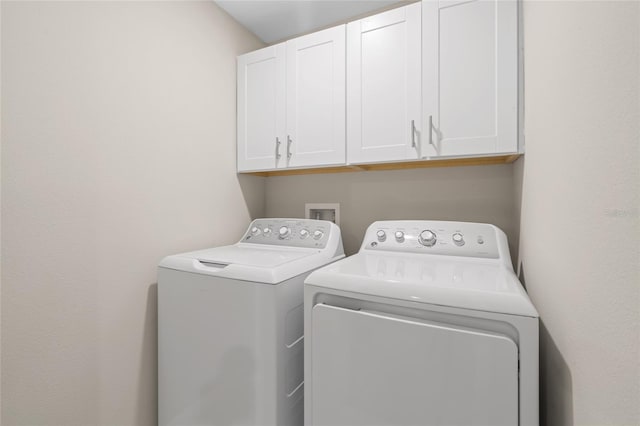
(287, 135), (293, 159)
(411, 120), (416, 148)
(428, 115), (439, 154)
(275, 137), (282, 159)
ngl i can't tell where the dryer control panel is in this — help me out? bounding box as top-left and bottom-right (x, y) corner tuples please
(362, 221), (506, 261)
(241, 218), (335, 249)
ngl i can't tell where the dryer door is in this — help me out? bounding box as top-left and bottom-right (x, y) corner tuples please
(310, 304), (518, 426)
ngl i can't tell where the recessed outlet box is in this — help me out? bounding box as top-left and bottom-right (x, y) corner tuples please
(305, 203), (340, 225)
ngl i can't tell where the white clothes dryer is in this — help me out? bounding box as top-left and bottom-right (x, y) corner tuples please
(158, 218), (344, 426)
(304, 220), (538, 426)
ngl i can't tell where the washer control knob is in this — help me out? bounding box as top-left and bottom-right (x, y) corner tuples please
(300, 229), (310, 239)
(376, 230), (387, 242)
(395, 231), (405, 243)
(250, 226), (260, 236)
(263, 227), (271, 236)
(452, 233), (465, 246)
(278, 226), (291, 239)
(313, 230), (324, 240)
(418, 230), (437, 247)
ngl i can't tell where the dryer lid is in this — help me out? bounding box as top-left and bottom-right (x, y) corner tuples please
(304, 252), (538, 317)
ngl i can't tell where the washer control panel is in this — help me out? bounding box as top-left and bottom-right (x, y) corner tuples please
(242, 218), (332, 249)
(363, 221), (501, 259)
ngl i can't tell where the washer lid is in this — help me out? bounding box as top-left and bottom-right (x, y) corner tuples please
(305, 252), (538, 317)
(196, 245), (315, 267)
(159, 243), (342, 284)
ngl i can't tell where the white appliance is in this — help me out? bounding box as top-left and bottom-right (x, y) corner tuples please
(304, 220), (539, 426)
(158, 218), (344, 426)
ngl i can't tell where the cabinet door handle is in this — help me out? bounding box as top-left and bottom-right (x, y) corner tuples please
(275, 137), (282, 160)
(287, 135), (293, 159)
(428, 115), (439, 154)
(411, 120), (416, 148)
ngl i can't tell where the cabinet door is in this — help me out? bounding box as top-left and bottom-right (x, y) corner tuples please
(237, 44), (286, 171)
(347, 3), (422, 164)
(286, 26), (346, 168)
(423, 0), (518, 157)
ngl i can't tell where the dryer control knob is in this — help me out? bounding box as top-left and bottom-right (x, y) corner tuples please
(418, 230), (437, 247)
(376, 230), (387, 242)
(278, 226), (291, 239)
(300, 229), (310, 239)
(395, 231), (405, 243)
(263, 227), (272, 236)
(313, 230), (324, 240)
(452, 233), (465, 246)
(251, 226), (260, 236)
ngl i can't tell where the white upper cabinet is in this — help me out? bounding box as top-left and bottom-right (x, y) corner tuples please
(238, 26), (345, 172)
(237, 44), (286, 171)
(286, 26), (346, 168)
(237, 1), (521, 173)
(422, 0), (518, 157)
(347, 3), (422, 164)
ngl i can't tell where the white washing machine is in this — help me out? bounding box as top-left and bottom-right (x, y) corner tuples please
(304, 220), (539, 426)
(158, 218), (344, 426)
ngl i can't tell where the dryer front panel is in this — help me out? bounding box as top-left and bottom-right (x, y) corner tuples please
(310, 303), (518, 426)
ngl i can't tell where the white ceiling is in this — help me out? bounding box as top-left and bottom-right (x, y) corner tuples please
(215, 0), (405, 44)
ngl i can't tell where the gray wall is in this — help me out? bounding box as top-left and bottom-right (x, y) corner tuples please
(265, 164), (519, 262)
(1, 2), (264, 424)
(517, 1), (639, 425)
